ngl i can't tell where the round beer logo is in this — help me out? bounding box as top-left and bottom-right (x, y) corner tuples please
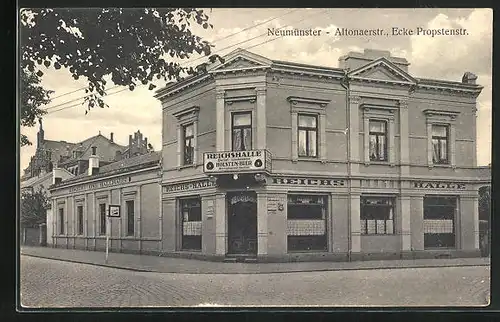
(254, 159), (263, 168)
(206, 162), (214, 170)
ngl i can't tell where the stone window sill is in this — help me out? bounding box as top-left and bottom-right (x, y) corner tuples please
(177, 164), (197, 170)
(293, 157), (322, 163)
(364, 161), (395, 167)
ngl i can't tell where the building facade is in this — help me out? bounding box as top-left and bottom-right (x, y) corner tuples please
(154, 48), (490, 262)
(157, 50), (489, 260)
(48, 148), (162, 253)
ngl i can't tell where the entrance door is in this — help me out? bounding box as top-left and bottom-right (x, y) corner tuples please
(227, 193), (257, 255)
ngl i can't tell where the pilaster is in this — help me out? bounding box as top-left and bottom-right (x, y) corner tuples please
(399, 100), (410, 175)
(215, 192), (227, 255)
(257, 191), (268, 255)
(350, 193), (361, 253)
(349, 95), (361, 174)
(256, 87), (267, 150)
(216, 90), (226, 151)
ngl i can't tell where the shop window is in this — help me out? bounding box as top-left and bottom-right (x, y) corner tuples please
(431, 125), (449, 164)
(368, 120), (387, 162)
(360, 197), (395, 235)
(99, 203), (106, 235)
(232, 112), (252, 151)
(58, 208), (64, 235)
(424, 196), (456, 248)
(180, 198), (202, 251)
(126, 200), (135, 236)
(77, 205), (84, 235)
(298, 114), (318, 158)
(182, 123), (194, 165)
(287, 195), (327, 252)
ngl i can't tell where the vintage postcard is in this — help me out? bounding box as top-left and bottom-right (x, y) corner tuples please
(18, 8), (492, 308)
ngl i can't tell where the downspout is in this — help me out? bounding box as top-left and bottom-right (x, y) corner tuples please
(340, 69), (352, 262)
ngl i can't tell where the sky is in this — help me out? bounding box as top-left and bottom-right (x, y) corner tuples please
(19, 8), (492, 171)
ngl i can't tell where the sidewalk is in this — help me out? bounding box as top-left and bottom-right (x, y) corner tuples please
(21, 246), (490, 274)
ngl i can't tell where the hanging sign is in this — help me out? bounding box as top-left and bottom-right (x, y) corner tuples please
(203, 150), (268, 173)
(108, 204), (121, 217)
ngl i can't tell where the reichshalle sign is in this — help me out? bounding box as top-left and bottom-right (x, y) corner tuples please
(203, 150), (268, 173)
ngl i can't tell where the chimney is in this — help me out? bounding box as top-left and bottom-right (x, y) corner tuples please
(114, 150), (122, 161)
(338, 48), (410, 72)
(52, 163), (63, 185)
(110, 132), (114, 142)
(144, 137), (148, 150)
(462, 72), (477, 85)
(88, 146), (100, 176)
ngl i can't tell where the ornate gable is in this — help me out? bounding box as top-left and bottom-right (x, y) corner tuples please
(348, 57), (416, 85)
(208, 48), (272, 74)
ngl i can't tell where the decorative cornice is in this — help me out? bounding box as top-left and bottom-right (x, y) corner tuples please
(209, 66), (271, 76)
(172, 106), (200, 120)
(287, 96), (330, 107)
(215, 89), (225, 100)
(349, 95), (361, 105)
(361, 104), (398, 111)
(399, 100), (409, 109)
(255, 87), (267, 95)
(154, 74), (212, 100)
(225, 95), (257, 104)
(423, 109), (461, 120)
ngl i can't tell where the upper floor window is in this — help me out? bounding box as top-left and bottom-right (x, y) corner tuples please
(298, 114), (318, 158)
(232, 112), (252, 151)
(182, 123), (194, 165)
(369, 120), (387, 162)
(432, 124), (449, 164)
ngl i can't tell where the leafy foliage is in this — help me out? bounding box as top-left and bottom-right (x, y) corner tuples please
(20, 69), (53, 146)
(20, 188), (50, 228)
(19, 8), (223, 132)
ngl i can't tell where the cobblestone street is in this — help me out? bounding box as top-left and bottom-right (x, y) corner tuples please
(20, 256), (490, 308)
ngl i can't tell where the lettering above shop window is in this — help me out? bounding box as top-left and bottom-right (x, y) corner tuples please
(68, 177), (132, 193)
(163, 180), (216, 193)
(271, 178), (346, 187)
(413, 181), (466, 190)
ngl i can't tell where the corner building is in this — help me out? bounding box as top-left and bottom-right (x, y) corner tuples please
(156, 48), (488, 262)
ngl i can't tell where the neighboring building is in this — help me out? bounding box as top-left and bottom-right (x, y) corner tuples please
(48, 150), (162, 252)
(22, 119), (153, 180)
(154, 48), (490, 262)
(21, 120), (156, 247)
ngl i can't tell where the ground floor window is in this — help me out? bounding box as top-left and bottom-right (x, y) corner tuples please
(77, 205), (84, 235)
(99, 203), (106, 235)
(180, 198), (202, 251)
(360, 196), (395, 235)
(287, 195), (327, 252)
(58, 207), (64, 235)
(126, 200), (135, 236)
(423, 196), (457, 248)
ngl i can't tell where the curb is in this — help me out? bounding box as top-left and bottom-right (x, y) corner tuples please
(21, 253), (491, 275)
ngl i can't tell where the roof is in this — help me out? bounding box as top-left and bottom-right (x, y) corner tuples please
(20, 172), (52, 189)
(58, 134), (126, 166)
(50, 151), (161, 189)
(155, 48), (483, 99)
